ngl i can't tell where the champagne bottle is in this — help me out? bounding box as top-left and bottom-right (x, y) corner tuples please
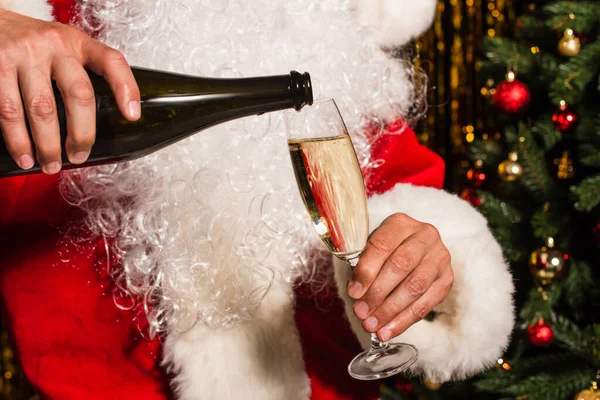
(0, 67), (313, 177)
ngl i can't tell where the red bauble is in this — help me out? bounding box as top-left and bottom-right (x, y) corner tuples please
(460, 189), (482, 207)
(394, 378), (414, 394)
(493, 79), (531, 114)
(467, 168), (487, 187)
(593, 221), (600, 248)
(527, 320), (554, 347)
(552, 105), (578, 133)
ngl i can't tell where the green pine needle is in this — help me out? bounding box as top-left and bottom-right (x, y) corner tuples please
(515, 123), (555, 201)
(467, 138), (504, 168)
(544, 1), (600, 34)
(571, 174), (600, 211)
(550, 40), (600, 105)
(519, 286), (561, 325)
(563, 259), (595, 319)
(532, 119), (563, 151)
(500, 370), (594, 400)
(579, 144), (600, 167)
(553, 316), (600, 363)
(531, 204), (569, 239)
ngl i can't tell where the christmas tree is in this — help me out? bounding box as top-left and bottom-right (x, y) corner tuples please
(384, 1), (600, 399)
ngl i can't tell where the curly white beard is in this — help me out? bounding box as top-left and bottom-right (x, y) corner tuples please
(60, 0), (420, 336)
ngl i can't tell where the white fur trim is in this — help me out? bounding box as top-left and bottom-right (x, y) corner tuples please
(334, 183), (515, 383)
(354, 0), (437, 47)
(0, 0), (53, 21)
(163, 281), (311, 400)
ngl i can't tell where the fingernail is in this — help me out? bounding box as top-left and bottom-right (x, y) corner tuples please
(347, 281), (363, 299)
(18, 154), (34, 169)
(128, 100), (141, 119)
(379, 328), (392, 342)
(353, 301), (369, 319)
(364, 316), (378, 331)
(43, 161), (61, 175)
(72, 151), (90, 164)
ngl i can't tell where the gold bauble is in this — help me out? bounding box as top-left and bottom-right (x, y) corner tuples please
(423, 379), (442, 391)
(574, 389), (600, 400)
(498, 152), (524, 182)
(558, 28), (581, 57)
(529, 239), (569, 285)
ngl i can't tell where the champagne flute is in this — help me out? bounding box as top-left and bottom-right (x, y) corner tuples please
(285, 98), (418, 380)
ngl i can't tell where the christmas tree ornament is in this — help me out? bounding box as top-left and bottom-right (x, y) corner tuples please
(460, 188), (482, 207)
(467, 166), (487, 187)
(394, 378), (414, 395)
(554, 150), (575, 179)
(493, 71), (531, 114)
(593, 220), (600, 249)
(528, 237), (569, 285)
(423, 379), (442, 391)
(575, 382), (600, 400)
(553, 100), (579, 133)
(558, 28), (581, 57)
(527, 319), (554, 347)
(498, 152), (524, 182)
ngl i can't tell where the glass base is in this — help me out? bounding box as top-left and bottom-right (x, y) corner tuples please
(347, 343), (418, 380)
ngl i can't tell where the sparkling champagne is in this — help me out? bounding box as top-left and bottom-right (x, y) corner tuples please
(0, 67), (313, 177)
(288, 134), (369, 259)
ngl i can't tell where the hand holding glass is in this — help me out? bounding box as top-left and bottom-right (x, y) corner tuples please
(285, 99), (418, 380)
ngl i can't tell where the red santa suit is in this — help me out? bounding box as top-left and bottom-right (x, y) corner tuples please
(0, 1), (515, 399)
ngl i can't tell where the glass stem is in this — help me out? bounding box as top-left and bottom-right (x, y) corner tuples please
(370, 333), (388, 349)
(347, 257), (388, 350)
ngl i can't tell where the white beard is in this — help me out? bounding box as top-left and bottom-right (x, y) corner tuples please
(63, 0), (417, 335)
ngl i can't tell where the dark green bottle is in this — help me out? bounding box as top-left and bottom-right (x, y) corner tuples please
(0, 67), (313, 177)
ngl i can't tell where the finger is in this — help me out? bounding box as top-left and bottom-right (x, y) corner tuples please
(360, 261), (440, 333)
(353, 233), (430, 320)
(81, 40), (140, 121)
(0, 67), (34, 169)
(52, 57), (96, 164)
(19, 66), (62, 174)
(347, 214), (417, 299)
(376, 270), (454, 342)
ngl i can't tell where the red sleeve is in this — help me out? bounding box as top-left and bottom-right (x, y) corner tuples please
(365, 122), (445, 196)
(0, 172), (171, 400)
(50, 0), (77, 24)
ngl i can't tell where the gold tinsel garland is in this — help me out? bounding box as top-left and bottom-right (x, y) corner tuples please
(416, 0), (516, 191)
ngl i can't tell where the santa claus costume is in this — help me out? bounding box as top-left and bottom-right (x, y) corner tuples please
(0, 0), (515, 399)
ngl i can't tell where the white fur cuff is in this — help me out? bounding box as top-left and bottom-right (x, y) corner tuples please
(0, 0), (54, 21)
(335, 183), (515, 383)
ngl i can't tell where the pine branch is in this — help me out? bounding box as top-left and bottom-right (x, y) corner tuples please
(509, 352), (586, 375)
(550, 40), (600, 105)
(500, 370), (594, 400)
(575, 112), (600, 143)
(532, 119), (563, 151)
(553, 315), (600, 363)
(475, 369), (517, 392)
(476, 191), (524, 262)
(571, 174), (600, 212)
(484, 37), (559, 78)
(478, 191), (523, 226)
(579, 144), (600, 167)
(467, 138), (504, 168)
(563, 259), (595, 320)
(544, 1), (600, 34)
(516, 123), (555, 201)
(531, 204), (570, 239)
(519, 286), (561, 325)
